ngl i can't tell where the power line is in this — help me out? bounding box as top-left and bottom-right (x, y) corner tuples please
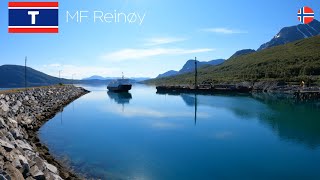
(25, 56), (27, 90)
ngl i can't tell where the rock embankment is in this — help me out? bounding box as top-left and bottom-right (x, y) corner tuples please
(236, 81), (320, 93)
(0, 85), (89, 180)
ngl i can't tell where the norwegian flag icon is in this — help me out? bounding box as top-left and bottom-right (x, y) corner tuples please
(297, 6), (314, 24)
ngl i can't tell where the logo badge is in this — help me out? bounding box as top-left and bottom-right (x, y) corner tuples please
(297, 6), (314, 24)
(8, 2), (59, 33)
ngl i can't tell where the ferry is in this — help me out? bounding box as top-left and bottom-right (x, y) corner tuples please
(107, 74), (132, 92)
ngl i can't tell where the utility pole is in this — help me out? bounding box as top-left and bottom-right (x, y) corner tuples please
(59, 70), (62, 84)
(25, 56), (27, 90)
(72, 74), (75, 85)
(195, 57), (198, 90)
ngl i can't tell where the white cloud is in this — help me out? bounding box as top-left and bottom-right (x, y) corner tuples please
(212, 131), (233, 140)
(44, 63), (61, 67)
(202, 28), (248, 34)
(36, 64), (121, 79)
(104, 106), (181, 118)
(100, 48), (214, 61)
(151, 122), (179, 129)
(144, 37), (186, 46)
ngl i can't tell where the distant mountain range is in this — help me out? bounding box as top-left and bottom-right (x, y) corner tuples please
(152, 19), (320, 81)
(157, 70), (179, 78)
(258, 19), (320, 51)
(146, 19), (320, 85)
(0, 65), (148, 88)
(82, 75), (106, 80)
(83, 76), (150, 82)
(146, 35), (320, 85)
(157, 59), (225, 78)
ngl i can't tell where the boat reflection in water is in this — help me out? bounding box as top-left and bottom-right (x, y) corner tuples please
(107, 91), (132, 105)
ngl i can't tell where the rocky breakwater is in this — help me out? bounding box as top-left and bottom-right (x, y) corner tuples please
(0, 85), (89, 180)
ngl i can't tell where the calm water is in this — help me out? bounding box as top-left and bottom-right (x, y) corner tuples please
(39, 85), (320, 180)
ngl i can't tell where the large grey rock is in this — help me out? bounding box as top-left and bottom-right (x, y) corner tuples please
(0, 156), (4, 170)
(12, 105), (19, 113)
(7, 118), (18, 128)
(51, 173), (63, 180)
(16, 100), (22, 107)
(44, 170), (63, 180)
(13, 157), (22, 169)
(15, 140), (33, 151)
(30, 165), (45, 180)
(44, 162), (58, 174)
(18, 155), (30, 178)
(10, 129), (23, 140)
(33, 157), (45, 171)
(0, 100), (9, 112)
(0, 118), (8, 129)
(24, 150), (36, 161)
(0, 139), (15, 151)
(6, 130), (15, 140)
(21, 118), (33, 125)
(0, 147), (14, 161)
(18, 155), (29, 166)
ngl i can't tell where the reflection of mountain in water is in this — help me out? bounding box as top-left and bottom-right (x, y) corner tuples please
(181, 94), (271, 119)
(107, 92), (132, 105)
(175, 93), (320, 148)
(252, 93), (320, 148)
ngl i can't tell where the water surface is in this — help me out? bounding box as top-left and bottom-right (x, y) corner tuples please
(39, 85), (320, 180)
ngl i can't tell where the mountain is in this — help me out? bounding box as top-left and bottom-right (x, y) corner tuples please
(179, 59), (225, 74)
(146, 35), (320, 85)
(206, 59), (225, 66)
(230, 49), (256, 59)
(0, 65), (150, 88)
(0, 65), (64, 87)
(258, 19), (320, 51)
(178, 60), (200, 74)
(83, 76), (150, 82)
(157, 59), (225, 78)
(82, 75), (106, 80)
(157, 70), (178, 78)
(132, 77), (151, 82)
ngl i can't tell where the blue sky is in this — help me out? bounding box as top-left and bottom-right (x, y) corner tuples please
(0, 0), (319, 78)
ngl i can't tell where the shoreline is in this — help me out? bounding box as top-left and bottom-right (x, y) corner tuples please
(155, 81), (320, 101)
(0, 85), (90, 179)
(26, 87), (89, 179)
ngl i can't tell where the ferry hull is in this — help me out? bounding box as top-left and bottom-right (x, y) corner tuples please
(107, 84), (132, 92)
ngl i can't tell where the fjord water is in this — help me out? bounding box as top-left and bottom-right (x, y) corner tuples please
(39, 85), (320, 180)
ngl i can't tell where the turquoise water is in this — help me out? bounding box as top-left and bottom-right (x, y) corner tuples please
(39, 85), (320, 180)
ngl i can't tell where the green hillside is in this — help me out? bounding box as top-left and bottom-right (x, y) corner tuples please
(0, 65), (62, 87)
(146, 35), (320, 85)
